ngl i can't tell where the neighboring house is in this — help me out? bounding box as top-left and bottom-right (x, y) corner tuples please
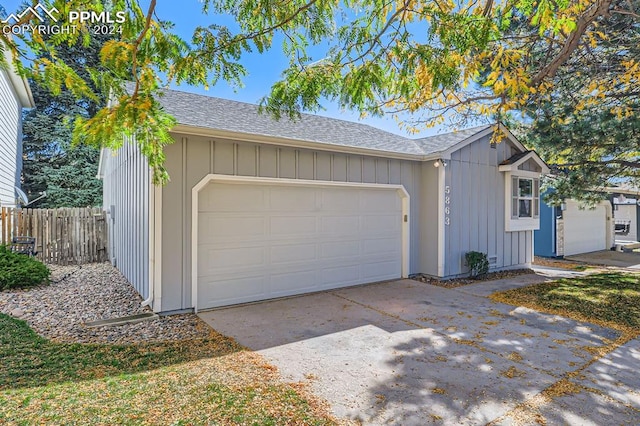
(535, 196), (614, 257)
(0, 47), (34, 208)
(612, 195), (639, 244)
(98, 88), (549, 314)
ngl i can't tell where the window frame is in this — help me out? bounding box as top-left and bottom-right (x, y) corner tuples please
(511, 176), (539, 219)
(504, 171), (541, 232)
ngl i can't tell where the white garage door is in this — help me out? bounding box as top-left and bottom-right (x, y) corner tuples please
(196, 180), (404, 310)
(563, 200), (607, 256)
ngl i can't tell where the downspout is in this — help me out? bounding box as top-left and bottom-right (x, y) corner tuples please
(141, 169), (155, 308)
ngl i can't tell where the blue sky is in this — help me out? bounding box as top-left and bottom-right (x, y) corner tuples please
(0, 0), (454, 137)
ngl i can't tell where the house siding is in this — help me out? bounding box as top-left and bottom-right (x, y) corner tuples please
(444, 135), (532, 276)
(534, 195), (557, 257)
(160, 133), (424, 312)
(0, 69), (23, 208)
(419, 162), (439, 276)
(102, 138), (150, 298)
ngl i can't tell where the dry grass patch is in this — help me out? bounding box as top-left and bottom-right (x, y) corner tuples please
(533, 256), (596, 271)
(490, 272), (640, 334)
(0, 314), (340, 425)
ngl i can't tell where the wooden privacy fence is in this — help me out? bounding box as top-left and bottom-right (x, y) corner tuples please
(0, 207), (108, 265)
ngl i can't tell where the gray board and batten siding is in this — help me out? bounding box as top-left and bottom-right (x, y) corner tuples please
(160, 133), (425, 313)
(444, 135), (539, 277)
(103, 87), (543, 313)
(101, 137), (150, 299)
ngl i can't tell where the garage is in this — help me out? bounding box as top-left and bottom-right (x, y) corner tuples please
(192, 175), (409, 311)
(562, 200), (610, 256)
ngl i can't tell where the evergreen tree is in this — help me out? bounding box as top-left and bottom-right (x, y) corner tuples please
(21, 31), (111, 208)
(514, 4), (640, 203)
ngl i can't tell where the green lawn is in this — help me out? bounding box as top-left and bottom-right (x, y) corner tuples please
(490, 272), (640, 333)
(0, 314), (336, 425)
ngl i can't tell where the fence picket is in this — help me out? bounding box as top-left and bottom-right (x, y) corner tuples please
(0, 207), (108, 265)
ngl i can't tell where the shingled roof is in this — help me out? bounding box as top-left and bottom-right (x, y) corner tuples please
(155, 87), (495, 157)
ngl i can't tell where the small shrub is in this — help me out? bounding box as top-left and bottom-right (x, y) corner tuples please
(465, 251), (489, 279)
(0, 245), (50, 290)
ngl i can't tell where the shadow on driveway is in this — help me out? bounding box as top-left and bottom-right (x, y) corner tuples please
(198, 276), (638, 425)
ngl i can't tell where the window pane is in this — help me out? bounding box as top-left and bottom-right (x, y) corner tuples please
(519, 179), (532, 197)
(512, 177), (519, 197)
(519, 199), (532, 217)
(512, 198), (519, 219)
(534, 179), (539, 198)
(534, 198), (540, 217)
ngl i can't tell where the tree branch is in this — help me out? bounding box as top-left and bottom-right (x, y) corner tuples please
(531, 0), (614, 86)
(131, 0), (156, 99)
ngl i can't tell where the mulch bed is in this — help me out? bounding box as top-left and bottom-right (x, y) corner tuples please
(410, 268), (533, 288)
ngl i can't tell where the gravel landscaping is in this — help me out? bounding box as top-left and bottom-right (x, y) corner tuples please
(0, 262), (211, 344)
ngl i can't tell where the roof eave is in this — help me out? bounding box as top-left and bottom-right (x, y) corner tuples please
(171, 124), (426, 161)
(498, 151), (551, 174)
(437, 125), (495, 159)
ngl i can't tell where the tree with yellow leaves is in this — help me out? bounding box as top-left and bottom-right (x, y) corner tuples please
(513, 0), (639, 202)
(1, 0), (636, 184)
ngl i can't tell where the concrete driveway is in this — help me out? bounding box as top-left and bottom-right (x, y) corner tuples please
(199, 270), (640, 425)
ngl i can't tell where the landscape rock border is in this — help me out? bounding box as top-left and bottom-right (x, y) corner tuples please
(0, 262), (211, 344)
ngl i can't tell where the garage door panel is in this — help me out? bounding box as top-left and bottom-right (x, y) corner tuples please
(362, 215), (401, 232)
(270, 270), (318, 294)
(320, 240), (361, 259)
(362, 237), (401, 255)
(200, 215), (265, 240)
(321, 189), (360, 210)
(197, 181), (404, 309)
(321, 264), (361, 287)
(361, 191), (400, 211)
(270, 187), (317, 210)
(563, 201), (607, 256)
(362, 260), (401, 280)
(199, 276), (267, 307)
(270, 216), (317, 235)
(270, 243), (317, 263)
(200, 246), (265, 269)
(320, 215), (360, 234)
(201, 184), (266, 211)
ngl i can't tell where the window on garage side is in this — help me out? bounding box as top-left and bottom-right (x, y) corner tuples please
(511, 177), (539, 219)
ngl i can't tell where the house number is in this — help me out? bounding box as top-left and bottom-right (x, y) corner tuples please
(444, 186), (451, 226)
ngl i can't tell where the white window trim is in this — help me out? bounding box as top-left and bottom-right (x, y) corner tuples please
(504, 171), (541, 232)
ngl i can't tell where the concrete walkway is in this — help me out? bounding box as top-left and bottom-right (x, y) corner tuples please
(199, 271), (640, 425)
(566, 250), (640, 269)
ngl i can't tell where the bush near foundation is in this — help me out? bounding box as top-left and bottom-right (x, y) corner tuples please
(0, 245), (50, 290)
